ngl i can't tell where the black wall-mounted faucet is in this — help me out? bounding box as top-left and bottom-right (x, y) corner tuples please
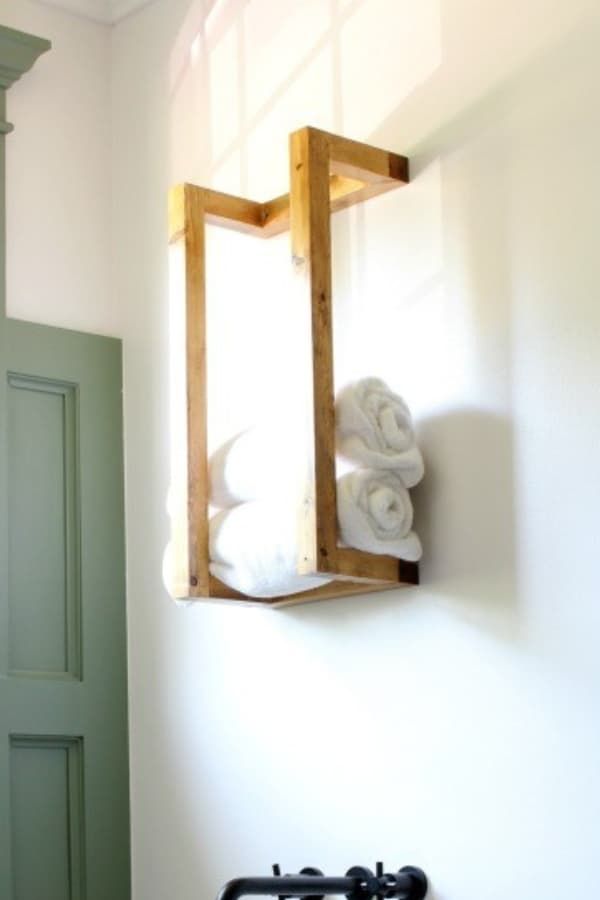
(216, 862), (428, 900)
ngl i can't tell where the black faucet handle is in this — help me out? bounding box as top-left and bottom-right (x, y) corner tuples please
(345, 866), (378, 900)
(376, 864), (403, 899)
(371, 863), (428, 900)
(299, 867), (325, 900)
(398, 867), (428, 900)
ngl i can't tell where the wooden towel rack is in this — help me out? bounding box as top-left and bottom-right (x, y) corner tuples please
(167, 126), (418, 607)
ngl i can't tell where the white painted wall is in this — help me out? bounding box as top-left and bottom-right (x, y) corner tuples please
(3, 0), (115, 335)
(6, 1), (600, 899)
(114, 3), (600, 899)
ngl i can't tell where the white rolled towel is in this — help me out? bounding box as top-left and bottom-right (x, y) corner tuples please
(337, 469), (422, 561)
(336, 378), (424, 487)
(209, 424), (306, 509)
(209, 501), (332, 598)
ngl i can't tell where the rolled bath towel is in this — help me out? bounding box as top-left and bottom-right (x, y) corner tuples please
(209, 501), (332, 598)
(209, 424), (306, 509)
(337, 469), (422, 561)
(336, 378), (424, 487)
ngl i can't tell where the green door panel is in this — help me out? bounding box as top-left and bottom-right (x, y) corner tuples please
(0, 319), (130, 900)
(8, 374), (80, 677)
(10, 736), (85, 900)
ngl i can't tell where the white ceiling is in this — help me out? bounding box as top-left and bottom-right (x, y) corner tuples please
(35, 0), (157, 25)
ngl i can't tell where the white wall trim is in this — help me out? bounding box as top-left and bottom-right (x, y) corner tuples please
(33, 0), (157, 25)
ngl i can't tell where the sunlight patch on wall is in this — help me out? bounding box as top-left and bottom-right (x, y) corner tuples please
(340, 0), (442, 137)
(243, 0), (329, 119)
(244, 48), (334, 197)
(208, 21), (240, 159)
(169, 0), (442, 196)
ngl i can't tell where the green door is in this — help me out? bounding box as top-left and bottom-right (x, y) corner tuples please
(0, 24), (130, 899)
(0, 319), (130, 899)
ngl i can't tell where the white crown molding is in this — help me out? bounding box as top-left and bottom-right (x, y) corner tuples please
(34, 0), (156, 26)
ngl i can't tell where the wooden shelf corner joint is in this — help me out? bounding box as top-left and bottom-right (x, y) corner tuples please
(167, 126), (418, 607)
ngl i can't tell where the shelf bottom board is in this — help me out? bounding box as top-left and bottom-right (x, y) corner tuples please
(205, 573), (418, 608)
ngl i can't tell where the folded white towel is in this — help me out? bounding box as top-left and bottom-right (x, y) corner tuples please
(209, 501), (332, 598)
(337, 469), (422, 561)
(336, 378), (424, 487)
(209, 424), (306, 509)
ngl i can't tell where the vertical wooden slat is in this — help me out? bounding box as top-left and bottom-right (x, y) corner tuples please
(290, 127), (338, 577)
(184, 185), (210, 597)
(168, 183), (210, 598)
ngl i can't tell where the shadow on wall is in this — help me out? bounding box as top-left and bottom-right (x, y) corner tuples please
(414, 408), (519, 641)
(283, 406), (518, 646)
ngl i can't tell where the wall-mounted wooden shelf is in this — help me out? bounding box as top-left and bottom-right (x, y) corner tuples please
(168, 126), (418, 607)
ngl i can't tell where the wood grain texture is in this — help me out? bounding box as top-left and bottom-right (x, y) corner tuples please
(327, 128), (409, 184)
(167, 126), (418, 605)
(271, 580), (406, 608)
(289, 127), (413, 590)
(168, 183), (210, 598)
(335, 547), (400, 583)
(183, 184), (210, 598)
(203, 187), (265, 235)
(290, 127), (339, 578)
(262, 173), (367, 236)
(166, 186), (190, 599)
(209, 574), (413, 607)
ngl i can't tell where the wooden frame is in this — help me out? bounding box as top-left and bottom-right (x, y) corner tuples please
(167, 126), (418, 607)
